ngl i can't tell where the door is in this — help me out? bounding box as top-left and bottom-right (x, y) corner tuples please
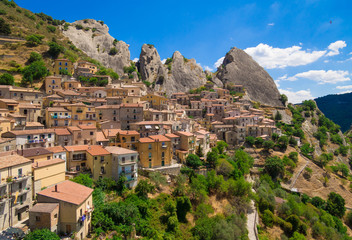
(66, 224), (71, 234)
(17, 213), (21, 221)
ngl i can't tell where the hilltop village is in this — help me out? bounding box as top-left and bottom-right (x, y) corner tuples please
(0, 58), (282, 238)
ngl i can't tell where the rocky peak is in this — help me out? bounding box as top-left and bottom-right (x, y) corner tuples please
(63, 19), (130, 76)
(216, 47), (283, 107)
(138, 44), (166, 83)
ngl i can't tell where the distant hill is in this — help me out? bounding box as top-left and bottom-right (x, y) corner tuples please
(315, 92), (352, 132)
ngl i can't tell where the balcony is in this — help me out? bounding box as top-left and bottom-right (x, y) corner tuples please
(76, 109), (83, 113)
(12, 187), (30, 197)
(119, 160), (136, 166)
(27, 138), (46, 144)
(51, 114), (71, 119)
(12, 175), (31, 182)
(121, 169), (136, 175)
(162, 144), (167, 148)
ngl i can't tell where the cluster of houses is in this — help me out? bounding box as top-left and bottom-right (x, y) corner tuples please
(0, 58), (281, 239)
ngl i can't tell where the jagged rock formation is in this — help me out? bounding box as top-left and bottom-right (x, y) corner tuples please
(216, 47), (283, 107)
(138, 44), (168, 84)
(138, 45), (206, 95)
(63, 19), (130, 76)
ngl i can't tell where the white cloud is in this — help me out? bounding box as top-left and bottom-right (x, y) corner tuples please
(161, 59), (166, 64)
(324, 60), (329, 63)
(267, 23), (275, 26)
(280, 70), (350, 84)
(338, 90), (352, 94)
(132, 58), (139, 63)
(204, 66), (214, 72)
(336, 85), (352, 90)
(279, 89), (313, 104)
(214, 57), (224, 68)
(244, 43), (326, 69)
(274, 80), (280, 88)
(326, 40), (346, 56)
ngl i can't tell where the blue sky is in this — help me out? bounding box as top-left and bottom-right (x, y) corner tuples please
(19, 0), (352, 103)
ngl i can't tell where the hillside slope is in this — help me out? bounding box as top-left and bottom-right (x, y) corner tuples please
(315, 92), (352, 132)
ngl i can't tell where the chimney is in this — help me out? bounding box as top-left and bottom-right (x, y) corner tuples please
(55, 185), (58, 192)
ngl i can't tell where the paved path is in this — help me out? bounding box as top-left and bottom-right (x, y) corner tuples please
(289, 154), (310, 189)
(247, 200), (258, 240)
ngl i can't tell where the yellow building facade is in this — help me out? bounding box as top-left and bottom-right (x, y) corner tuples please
(138, 135), (172, 168)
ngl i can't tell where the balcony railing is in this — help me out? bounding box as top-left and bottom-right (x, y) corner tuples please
(121, 169), (136, 174)
(27, 138), (46, 144)
(51, 114), (71, 119)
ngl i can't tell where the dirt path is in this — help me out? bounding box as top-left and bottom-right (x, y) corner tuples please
(289, 154), (310, 189)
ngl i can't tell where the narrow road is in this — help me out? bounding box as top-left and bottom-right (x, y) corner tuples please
(289, 154), (310, 189)
(246, 200), (259, 240)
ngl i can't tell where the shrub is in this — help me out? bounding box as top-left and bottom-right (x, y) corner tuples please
(27, 52), (42, 64)
(264, 156), (285, 179)
(288, 152), (298, 163)
(143, 80), (151, 87)
(47, 41), (64, 58)
(186, 154), (202, 169)
(262, 209), (274, 227)
(326, 192), (346, 218)
(25, 34), (44, 47)
(345, 211), (352, 227)
(275, 111), (282, 121)
(0, 10), (6, 15)
(75, 24), (83, 30)
(46, 25), (56, 33)
(245, 136), (255, 147)
(263, 140), (275, 151)
(0, 73), (14, 85)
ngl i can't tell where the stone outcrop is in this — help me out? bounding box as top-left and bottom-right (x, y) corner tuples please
(138, 44), (167, 83)
(62, 19), (130, 76)
(138, 45), (206, 95)
(216, 47), (283, 107)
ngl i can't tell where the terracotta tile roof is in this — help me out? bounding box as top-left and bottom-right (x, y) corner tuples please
(68, 126), (80, 132)
(55, 128), (71, 136)
(30, 203), (59, 213)
(32, 158), (65, 168)
(46, 94), (63, 99)
(0, 154), (31, 169)
(139, 137), (155, 143)
(175, 131), (194, 137)
(96, 132), (108, 142)
(196, 130), (209, 135)
(165, 133), (180, 139)
(102, 129), (121, 138)
(18, 147), (51, 158)
(78, 124), (96, 130)
(135, 121), (162, 125)
(105, 146), (137, 155)
(37, 180), (93, 205)
(86, 145), (110, 156)
(3, 129), (54, 136)
(0, 99), (19, 104)
(119, 130), (139, 135)
(149, 135), (171, 142)
(64, 145), (89, 152)
(46, 146), (66, 153)
(120, 103), (143, 108)
(47, 107), (68, 112)
(95, 105), (120, 109)
(25, 122), (44, 127)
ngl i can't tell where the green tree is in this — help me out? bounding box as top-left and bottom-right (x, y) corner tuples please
(216, 141), (228, 154)
(263, 140), (275, 151)
(116, 175), (127, 194)
(345, 211), (352, 227)
(280, 94), (288, 105)
(245, 136), (255, 147)
(25, 34), (45, 47)
(264, 156), (284, 179)
(0, 17), (11, 35)
(0, 73), (14, 85)
(275, 111), (282, 121)
(27, 52), (42, 64)
(186, 154), (203, 169)
(24, 229), (60, 240)
(149, 171), (167, 190)
(135, 179), (154, 198)
(289, 232), (307, 240)
(206, 151), (218, 169)
(176, 196), (192, 222)
(289, 152), (299, 163)
(196, 145), (204, 158)
(326, 192), (346, 218)
(70, 174), (94, 188)
(277, 135), (289, 150)
(47, 41), (64, 58)
(109, 47), (118, 55)
(22, 60), (48, 86)
(94, 177), (117, 192)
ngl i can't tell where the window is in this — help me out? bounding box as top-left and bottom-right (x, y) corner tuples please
(18, 168), (22, 177)
(80, 209), (82, 216)
(122, 167), (125, 173)
(90, 132), (93, 136)
(48, 134), (52, 138)
(101, 167), (105, 174)
(122, 157), (125, 163)
(100, 156), (104, 162)
(131, 137), (135, 142)
(59, 62), (62, 66)
(65, 62), (68, 66)
(36, 216), (40, 222)
(52, 80), (55, 84)
(14, 93), (17, 97)
(162, 152), (165, 158)
(148, 144), (152, 150)
(47, 156), (50, 160)
(54, 214), (58, 218)
(148, 152), (152, 159)
(131, 156), (134, 161)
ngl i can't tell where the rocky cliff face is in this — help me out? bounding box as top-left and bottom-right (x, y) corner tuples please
(138, 45), (206, 95)
(63, 19), (130, 76)
(216, 47), (283, 107)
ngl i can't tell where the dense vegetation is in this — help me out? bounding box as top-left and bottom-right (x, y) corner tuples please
(315, 92), (352, 132)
